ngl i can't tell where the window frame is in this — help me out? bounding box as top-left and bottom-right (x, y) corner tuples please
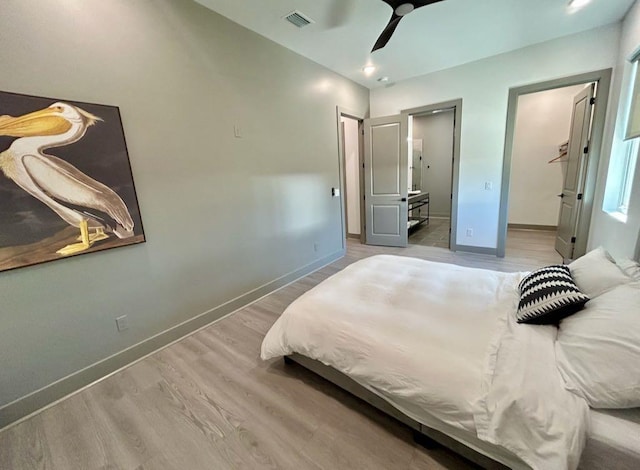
(617, 138), (638, 215)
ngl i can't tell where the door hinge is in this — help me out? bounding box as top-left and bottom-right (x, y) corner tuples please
(583, 146), (589, 154)
(571, 236), (577, 244)
(577, 193), (583, 200)
(590, 97), (596, 105)
(362, 163), (365, 169)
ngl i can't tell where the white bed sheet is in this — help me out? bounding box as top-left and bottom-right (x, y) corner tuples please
(263, 254), (523, 431)
(261, 255), (590, 469)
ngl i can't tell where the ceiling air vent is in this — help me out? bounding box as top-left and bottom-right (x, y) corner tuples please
(284, 10), (314, 28)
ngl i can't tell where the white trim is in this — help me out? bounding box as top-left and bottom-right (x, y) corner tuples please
(608, 211), (628, 223)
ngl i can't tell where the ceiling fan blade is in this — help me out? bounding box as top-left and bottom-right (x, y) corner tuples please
(412, 0), (446, 9)
(381, 0), (445, 10)
(371, 14), (403, 52)
(372, 0), (446, 52)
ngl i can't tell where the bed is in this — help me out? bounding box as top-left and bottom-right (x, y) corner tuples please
(261, 253), (640, 470)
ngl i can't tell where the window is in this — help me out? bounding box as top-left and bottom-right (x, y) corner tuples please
(626, 60), (640, 140)
(603, 53), (640, 220)
(618, 138), (638, 215)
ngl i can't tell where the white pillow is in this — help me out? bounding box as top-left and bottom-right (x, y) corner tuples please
(569, 247), (630, 298)
(556, 282), (640, 408)
(617, 258), (640, 280)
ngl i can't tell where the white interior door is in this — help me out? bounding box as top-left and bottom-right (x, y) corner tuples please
(364, 114), (408, 247)
(555, 84), (595, 259)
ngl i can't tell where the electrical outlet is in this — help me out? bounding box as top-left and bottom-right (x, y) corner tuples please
(233, 125), (242, 138)
(313, 242), (319, 252)
(466, 228), (473, 237)
(116, 315), (129, 332)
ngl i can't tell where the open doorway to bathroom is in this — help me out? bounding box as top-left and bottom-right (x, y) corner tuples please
(404, 101), (461, 250)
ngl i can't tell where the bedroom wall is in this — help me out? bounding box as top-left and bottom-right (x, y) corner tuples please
(589, 0), (640, 259)
(370, 24), (620, 250)
(0, 0), (368, 422)
(508, 85), (586, 227)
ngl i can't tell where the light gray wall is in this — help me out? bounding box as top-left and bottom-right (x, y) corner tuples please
(371, 24), (620, 249)
(509, 85), (586, 226)
(412, 111), (454, 217)
(589, 0), (640, 259)
(0, 0), (368, 410)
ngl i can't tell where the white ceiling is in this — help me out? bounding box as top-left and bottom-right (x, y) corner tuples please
(194, 0), (635, 88)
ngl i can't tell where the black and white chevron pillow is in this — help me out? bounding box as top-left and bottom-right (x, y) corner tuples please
(517, 265), (589, 324)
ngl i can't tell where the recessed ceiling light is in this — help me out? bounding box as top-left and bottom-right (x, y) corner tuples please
(377, 76), (389, 82)
(363, 65), (376, 76)
(567, 0), (591, 13)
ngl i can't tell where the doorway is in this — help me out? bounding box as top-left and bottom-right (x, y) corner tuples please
(506, 84), (592, 263)
(337, 107), (365, 248)
(403, 100), (462, 251)
(407, 108), (455, 249)
(357, 100), (461, 249)
(498, 69), (612, 259)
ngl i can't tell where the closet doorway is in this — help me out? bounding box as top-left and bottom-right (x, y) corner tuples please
(506, 84), (592, 262)
(497, 69), (612, 260)
(404, 101), (461, 250)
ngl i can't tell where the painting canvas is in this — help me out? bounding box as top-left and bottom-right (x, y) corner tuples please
(0, 91), (145, 272)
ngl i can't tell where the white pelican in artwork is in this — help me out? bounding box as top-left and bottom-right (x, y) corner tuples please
(0, 102), (134, 255)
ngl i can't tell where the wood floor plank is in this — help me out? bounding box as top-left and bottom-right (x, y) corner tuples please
(0, 415), (53, 470)
(1, 236), (560, 469)
(39, 396), (110, 470)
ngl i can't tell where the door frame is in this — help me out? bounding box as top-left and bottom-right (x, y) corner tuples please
(497, 69), (612, 258)
(336, 106), (366, 248)
(402, 99), (463, 251)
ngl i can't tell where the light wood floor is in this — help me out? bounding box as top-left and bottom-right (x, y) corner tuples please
(0, 237), (560, 470)
(506, 228), (561, 266)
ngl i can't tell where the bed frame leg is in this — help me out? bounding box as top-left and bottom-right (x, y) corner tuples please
(283, 356), (294, 365)
(413, 430), (440, 449)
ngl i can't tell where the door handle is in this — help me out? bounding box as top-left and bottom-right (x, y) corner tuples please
(557, 193), (565, 198)
(400, 198), (407, 202)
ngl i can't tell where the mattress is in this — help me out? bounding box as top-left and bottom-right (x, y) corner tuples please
(580, 408), (640, 469)
(262, 254), (591, 469)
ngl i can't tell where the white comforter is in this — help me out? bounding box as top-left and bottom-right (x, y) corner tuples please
(261, 255), (589, 469)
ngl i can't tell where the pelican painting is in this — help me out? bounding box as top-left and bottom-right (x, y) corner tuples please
(0, 91), (144, 272)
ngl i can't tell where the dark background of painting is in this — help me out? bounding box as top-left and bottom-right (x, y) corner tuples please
(0, 91), (144, 247)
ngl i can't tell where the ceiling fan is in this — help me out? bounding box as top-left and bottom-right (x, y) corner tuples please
(372, 0), (446, 52)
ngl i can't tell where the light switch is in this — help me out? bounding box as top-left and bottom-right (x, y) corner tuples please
(234, 125), (242, 138)
(484, 181), (493, 191)
(116, 315), (129, 332)
(332, 187), (340, 197)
